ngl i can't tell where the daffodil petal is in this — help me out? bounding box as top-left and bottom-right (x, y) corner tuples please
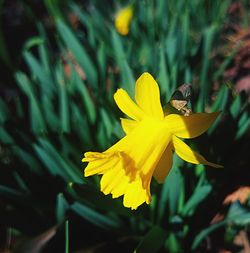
(108, 119), (171, 177)
(121, 118), (139, 134)
(100, 163), (127, 195)
(111, 177), (129, 198)
(97, 155), (150, 209)
(83, 152), (120, 176)
(135, 72), (164, 119)
(123, 180), (150, 210)
(165, 112), (220, 138)
(172, 136), (223, 168)
(100, 161), (150, 209)
(84, 118), (171, 209)
(114, 89), (146, 121)
(153, 143), (173, 183)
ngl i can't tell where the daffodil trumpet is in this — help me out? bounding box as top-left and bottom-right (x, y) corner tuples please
(82, 72), (222, 210)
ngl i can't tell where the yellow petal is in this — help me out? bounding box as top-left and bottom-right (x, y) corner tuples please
(153, 143), (173, 183)
(84, 118), (171, 209)
(121, 118), (139, 134)
(123, 180), (150, 210)
(100, 161), (150, 209)
(135, 72), (164, 119)
(172, 136), (223, 168)
(108, 119), (171, 177)
(83, 152), (120, 176)
(100, 163), (127, 195)
(114, 89), (146, 121)
(115, 5), (133, 36)
(111, 176), (129, 198)
(165, 112), (220, 138)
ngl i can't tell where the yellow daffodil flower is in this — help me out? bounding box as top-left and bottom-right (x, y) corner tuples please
(82, 72), (222, 210)
(115, 5), (133, 36)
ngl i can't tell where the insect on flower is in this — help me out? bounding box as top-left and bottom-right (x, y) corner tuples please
(82, 72), (222, 210)
(169, 83), (192, 116)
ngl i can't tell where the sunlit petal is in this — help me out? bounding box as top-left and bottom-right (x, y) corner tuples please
(121, 118), (139, 134)
(123, 180), (150, 210)
(135, 72), (164, 119)
(83, 152), (120, 176)
(100, 163), (127, 195)
(165, 112), (220, 138)
(83, 118), (171, 209)
(172, 136), (223, 168)
(114, 89), (146, 121)
(153, 143), (173, 183)
(99, 159), (149, 209)
(108, 119), (171, 177)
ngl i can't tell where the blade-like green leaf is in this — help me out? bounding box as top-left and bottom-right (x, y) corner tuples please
(56, 20), (97, 88)
(181, 184), (212, 217)
(71, 202), (122, 230)
(135, 226), (167, 253)
(56, 193), (69, 223)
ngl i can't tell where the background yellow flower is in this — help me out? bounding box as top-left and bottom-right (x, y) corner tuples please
(115, 5), (133, 35)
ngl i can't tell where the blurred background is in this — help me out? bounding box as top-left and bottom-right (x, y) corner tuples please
(0, 0), (250, 252)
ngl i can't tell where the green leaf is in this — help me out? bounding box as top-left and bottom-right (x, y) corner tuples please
(135, 226), (167, 253)
(0, 185), (30, 204)
(227, 201), (250, 226)
(158, 156), (184, 220)
(210, 84), (229, 112)
(165, 20), (177, 66)
(65, 220), (69, 253)
(100, 108), (114, 139)
(38, 38), (51, 77)
(23, 37), (44, 51)
(74, 71), (96, 124)
(167, 160), (184, 216)
(70, 4), (97, 47)
(236, 112), (250, 139)
(192, 201), (250, 250)
(15, 72), (47, 134)
(37, 138), (82, 182)
(97, 42), (106, 80)
(12, 146), (42, 174)
(56, 20), (97, 88)
(166, 232), (182, 253)
(71, 202), (122, 230)
(0, 126), (13, 144)
(213, 46), (239, 81)
(12, 171), (30, 193)
(230, 95), (241, 119)
(157, 46), (169, 98)
(181, 184), (212, 217)
(197, 25), (217, 111)
(33, 144), (64, 177)
(69, 183), (128, 215)
(191, 220), (226, 250)
(55, 66), (70, 133)
(56, 193), (69, 223)
(24, 51), (54, 97)
(71, 103), (93, 147)
(111, 29), (134, 95)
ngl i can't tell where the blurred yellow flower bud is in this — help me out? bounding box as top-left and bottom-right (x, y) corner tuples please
(115, 5), (133, 36)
